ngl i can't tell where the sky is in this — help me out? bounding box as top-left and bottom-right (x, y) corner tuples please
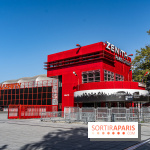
(0, 0), (150, 83)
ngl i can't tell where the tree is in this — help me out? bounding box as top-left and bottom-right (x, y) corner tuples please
(147, 29), (150, 35)
(132, 30), (150, 82)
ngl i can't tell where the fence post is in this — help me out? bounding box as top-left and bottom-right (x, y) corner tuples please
(95, 108), (97, 121)
(8, 105), (9, 119)
(126, 109), (129, 122)
(64, 107), (66, 119)
(69, 107), (71, 123)
(108, 108), (111, 122)
(141, 107), (144, 123)
(18, 105), (21, 119)
(79, 108), (82, 121)
(139, 107), (141, 122)
(24, 106), (25, 118)
(143, 110), (145, 123)
(111, 113), (115, 122)
(138, 108), (139, 123)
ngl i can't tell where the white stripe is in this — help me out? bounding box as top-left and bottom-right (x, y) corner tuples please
(125, 138), (150, 150)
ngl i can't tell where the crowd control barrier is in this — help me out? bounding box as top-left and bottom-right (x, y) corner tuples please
(40, 106), (150, 123)
(141, 107), (150, 122)
(41, 111), (65, 122)
(8, 105), (19, 119)
(8, 105), (58, 119)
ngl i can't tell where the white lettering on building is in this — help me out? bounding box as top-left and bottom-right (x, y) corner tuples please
(106, 41), (131, 66)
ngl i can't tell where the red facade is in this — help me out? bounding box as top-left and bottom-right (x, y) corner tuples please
(45, 42), (148, 110)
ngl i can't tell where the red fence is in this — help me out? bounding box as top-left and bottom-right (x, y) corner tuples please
(8, 105), (58, 119)
(8, 105), (19, 119)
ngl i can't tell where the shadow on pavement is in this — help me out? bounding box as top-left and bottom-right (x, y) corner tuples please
(0, 145), (8, 150)
(20, 127), (139, 150)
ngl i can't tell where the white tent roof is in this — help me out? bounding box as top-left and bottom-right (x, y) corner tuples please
(1, 74), (57, 85)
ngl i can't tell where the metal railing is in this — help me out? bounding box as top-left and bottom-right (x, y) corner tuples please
(141, 107), (150, 122)
(41, 106), (150, 123)
(96, 107), (111, 121)
(41, 111), (65, 122)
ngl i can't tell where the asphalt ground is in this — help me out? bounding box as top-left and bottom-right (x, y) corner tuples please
(0, 112), (150, 150)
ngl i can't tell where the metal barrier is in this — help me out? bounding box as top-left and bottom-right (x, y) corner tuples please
(8, 105), (19, 119)
(8, 105), (58, 119)
(19, 105), (58, 119)
(80, 107), (95, 123)
(96, 107), (140, 122)
(41, 111), (65, 122)
(96, 107), (110, 122)
(64, 107), (80, 123)
(111, 107), (127, 122)
(127, 107), (139, 122)
(40, 106), (150, 123)
(141, 107), (150, 122)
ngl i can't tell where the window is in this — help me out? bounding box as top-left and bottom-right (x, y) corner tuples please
(115, 74), (124, 81)
(82, 70), (100, 83)
(104, 70), (114, 81)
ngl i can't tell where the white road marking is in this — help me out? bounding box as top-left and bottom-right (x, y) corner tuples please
(125, 138), (150, 150)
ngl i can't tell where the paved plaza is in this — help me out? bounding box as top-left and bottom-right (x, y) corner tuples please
(0, 112), (150, 150)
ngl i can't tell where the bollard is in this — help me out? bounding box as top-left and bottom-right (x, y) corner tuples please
(111, 113), (115, 122)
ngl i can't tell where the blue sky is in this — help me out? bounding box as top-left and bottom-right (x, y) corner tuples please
(0, 0), (150, 83)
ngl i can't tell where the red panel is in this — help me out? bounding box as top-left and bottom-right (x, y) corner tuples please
(105, 81), (115, 89)
(114, 81), (123, 89)
(79, 81), (145, 91)
(123, 81), (131, 89)
(130, 82), (138, 89)
(8, 105), (19, 119)
(8, 105), (58, 119)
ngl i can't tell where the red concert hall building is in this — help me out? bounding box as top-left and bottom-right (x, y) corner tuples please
(0, 41), (149, 111)
(45, 41), (149, 110)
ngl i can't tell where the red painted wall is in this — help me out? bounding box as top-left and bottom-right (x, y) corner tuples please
(46, 42), (136, 110)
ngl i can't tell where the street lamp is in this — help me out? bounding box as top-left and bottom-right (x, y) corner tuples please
(76, 44), (81, 47)
(76, 44), (81, 54)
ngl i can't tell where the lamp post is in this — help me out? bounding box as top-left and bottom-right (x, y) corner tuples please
(76, 44), (81, 47)
(128, 54), (133, 81)
(76, 44), (81, 54)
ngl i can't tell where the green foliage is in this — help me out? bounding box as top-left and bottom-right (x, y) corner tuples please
(147, 29), (150, 35)
(132, 30), (150, 82)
